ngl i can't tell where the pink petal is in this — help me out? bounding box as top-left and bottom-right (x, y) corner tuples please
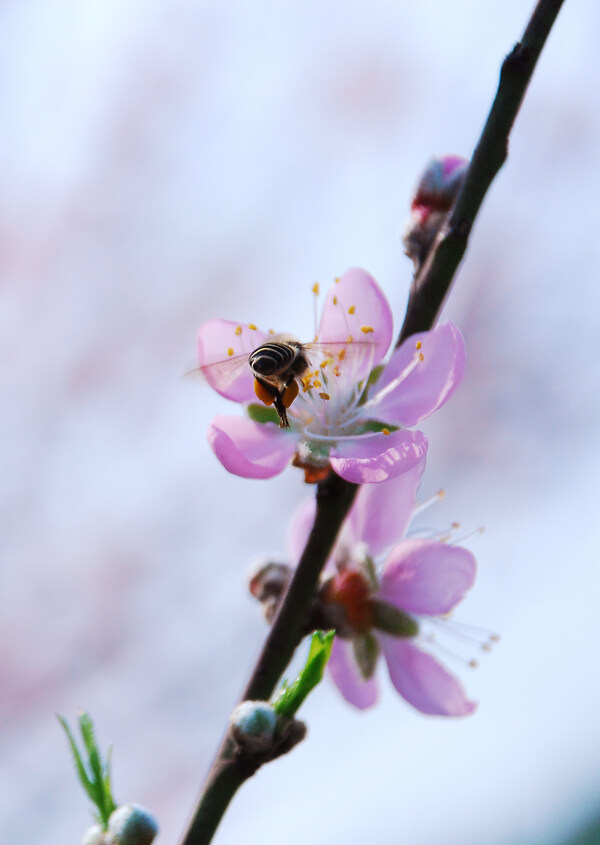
(380, 636), (477, 716)
(317, 268), (393, 380)
(379, 540), (476, 615)
(207, 415), (295, 479)
(328, 637), (379, 710)
(348, 456), (426, 556)
(198, 319), (268, 403)
(372, 323), (465, 427)
(287, 497), (316, 561)
(329, 430), (428, 484)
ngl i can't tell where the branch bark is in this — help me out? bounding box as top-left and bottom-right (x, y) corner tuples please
(179, 1), (566, 842)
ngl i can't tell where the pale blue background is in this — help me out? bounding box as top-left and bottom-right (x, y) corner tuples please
(2, 1), (600, 843)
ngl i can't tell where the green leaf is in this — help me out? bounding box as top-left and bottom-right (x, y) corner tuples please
(58, 712), (117, 829)
(271, 630), (335, 719)
(58, 715), (96, 803)
(246, 403), (280, 424)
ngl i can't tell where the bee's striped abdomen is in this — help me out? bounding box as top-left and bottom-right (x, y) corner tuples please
(249, 342), (297, 376)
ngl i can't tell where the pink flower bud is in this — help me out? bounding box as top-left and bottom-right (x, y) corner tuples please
(403, 155), (469, 271)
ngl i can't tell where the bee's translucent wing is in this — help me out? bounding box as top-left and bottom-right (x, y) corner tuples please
(303, 339), (380, 383)
(197, 319), (269, 402)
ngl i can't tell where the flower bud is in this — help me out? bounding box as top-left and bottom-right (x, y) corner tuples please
(248, 560), (293, 623)
(107, 804), (159, 845)
(403, 154), (469, 271)
(81, 824), (108, 845)
(230, 700), (277, 753)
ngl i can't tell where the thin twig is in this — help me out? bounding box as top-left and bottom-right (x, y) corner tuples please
(398, 0), (565, 344)
(179, 1), (566, 842)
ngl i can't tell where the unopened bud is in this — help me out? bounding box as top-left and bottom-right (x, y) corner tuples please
(403, 154), (469, 271)
(248, 560), (293, 623)
(82, 825), (107, 845)
(230, 700), (277, 753)
(107, 804), (158, 845)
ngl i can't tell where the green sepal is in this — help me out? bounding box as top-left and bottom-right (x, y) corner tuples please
(361, 554), (379, 592)
(58, 712), (117, 829)
(358, 364), (385, 404)
(372, 600), (419, 637)
(271, 630), (335, 719)
(353, 632), (380, 680)
(246, 403), (280, 425)
(356, 420), (399, 435)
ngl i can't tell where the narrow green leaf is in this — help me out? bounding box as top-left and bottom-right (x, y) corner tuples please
(272, 630), (335, 718)
(58, 715), (97, 805)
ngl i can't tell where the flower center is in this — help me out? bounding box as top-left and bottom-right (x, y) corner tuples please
(322, 569), (374, 634)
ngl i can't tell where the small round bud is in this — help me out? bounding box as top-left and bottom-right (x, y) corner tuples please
(230, 700), (277, 753)
(107, 804), (159, 845)
(81, 824), (107, 845)
(403, 154), (469, 271)
(248, 560), (292, 623)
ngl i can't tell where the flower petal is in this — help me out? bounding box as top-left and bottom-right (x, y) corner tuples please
(348, 456), (426, 556)
(380, 636), (477, 716)
(287, 497), (316, 561)
(317, 268), (393, 379)
(379, 540), (476, 615)
(198, 319), (268, 403)
(329, 430), (428, 484)
(328, 637), (379, 710)
(371, 322), (465, 427)
(207, 415), (295, 479)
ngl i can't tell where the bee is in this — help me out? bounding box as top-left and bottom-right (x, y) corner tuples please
(198, 325), (373, 429)
(248, 334), (311, 428)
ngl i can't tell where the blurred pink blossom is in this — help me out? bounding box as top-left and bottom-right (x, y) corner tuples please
(288, 461), (479, 715)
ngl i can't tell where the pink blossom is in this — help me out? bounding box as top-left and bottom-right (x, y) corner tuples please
(198, 268), (465, 483)
(288, 460), (480, 716)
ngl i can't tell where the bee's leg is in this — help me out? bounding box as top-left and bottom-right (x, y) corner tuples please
(273, 393), (290, 428)
(253, 376), (289, 428)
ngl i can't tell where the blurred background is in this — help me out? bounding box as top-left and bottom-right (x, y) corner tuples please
(2, 1), (600, 843)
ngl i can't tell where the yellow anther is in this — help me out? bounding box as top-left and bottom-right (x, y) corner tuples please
(269, 329), (275, 335)
(415, 340), (422, 350)
(227, 347), (234, 357)
(319, 392), (330, 400)
(334, 276), (341, 283)
(418, 352), (425, 361)
(313, 379), (322, 388)
(235, 326), (242, 336)
(312, 282), (320, 295)
(333, 295), (338, 305)
(361, 325), (374, 334)
(338, 348), (346, 360)
(382, 428), (390, 436)
(347, 335), (354, 343)
(333, 366), (341, 377)
(248, 323), (258, 330)
(348, 305), (355, 315)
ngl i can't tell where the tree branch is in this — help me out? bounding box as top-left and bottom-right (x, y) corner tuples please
(398, 0), (565, 345)
(179, 1), (566, 842)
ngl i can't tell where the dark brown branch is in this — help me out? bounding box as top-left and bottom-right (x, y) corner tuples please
(398, 0), (565, 345)
(179, 1), (566, 842)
